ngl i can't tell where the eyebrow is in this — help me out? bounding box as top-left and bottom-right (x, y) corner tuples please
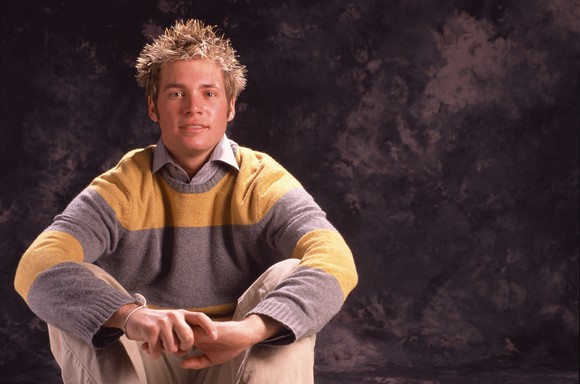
(162, 82), (186, 90)
(162, 82), (222, 90)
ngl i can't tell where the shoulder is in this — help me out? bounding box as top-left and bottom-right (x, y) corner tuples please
(236, 146), (289, 178)
(112, 146), (155, 175)
(87, 146), (155, 205)
(237, 146), (299, 183)
(235, 146), (303, 208)
(94, 146), (154, 185)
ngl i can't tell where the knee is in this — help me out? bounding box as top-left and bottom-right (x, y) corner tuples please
(81, 263), (129, 295)
(235, 259), (301, 318)
(265, 258), (300, 284)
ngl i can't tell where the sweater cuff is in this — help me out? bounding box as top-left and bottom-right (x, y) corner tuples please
(246, 300), (304, 346)
(88, 290), (136, 347)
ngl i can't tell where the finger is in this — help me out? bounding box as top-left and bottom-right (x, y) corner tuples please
(146, 332), (164, 359)
(184, 312), (218, 340)
(158, 325), (180, 354)
(139, 327), (163, 359)
(182, 354), (214, 370)
(172, 320), (195, 352)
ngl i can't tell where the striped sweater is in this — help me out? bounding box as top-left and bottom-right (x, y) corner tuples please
(15, 145), (358, 347)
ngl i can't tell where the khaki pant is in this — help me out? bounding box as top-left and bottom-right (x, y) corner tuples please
(48, 259), (315, 384)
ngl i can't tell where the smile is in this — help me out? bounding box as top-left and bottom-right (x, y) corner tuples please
(180, 124), (208, 130)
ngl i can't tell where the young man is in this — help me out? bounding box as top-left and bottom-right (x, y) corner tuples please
(15, 19), (358, 383)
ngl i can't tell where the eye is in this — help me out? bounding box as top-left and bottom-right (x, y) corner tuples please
(205, 91), (217, 97)
(169, 91), (184, 97)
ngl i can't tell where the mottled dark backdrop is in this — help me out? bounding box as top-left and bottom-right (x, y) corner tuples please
(1, 1), (578, 383)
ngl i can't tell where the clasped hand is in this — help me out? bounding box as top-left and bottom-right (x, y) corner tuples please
(123, 307), (273, 370)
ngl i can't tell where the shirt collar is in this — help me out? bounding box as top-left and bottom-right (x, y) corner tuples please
(152, 134), (240, 175)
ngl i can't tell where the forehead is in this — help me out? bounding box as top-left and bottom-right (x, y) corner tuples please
(159, 59), (225, 87)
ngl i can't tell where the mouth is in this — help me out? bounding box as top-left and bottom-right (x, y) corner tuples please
(180, 123), (208, 132)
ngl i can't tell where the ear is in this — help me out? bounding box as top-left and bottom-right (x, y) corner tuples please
(227, 98), (236, 122)
(147, 96), (159, 122)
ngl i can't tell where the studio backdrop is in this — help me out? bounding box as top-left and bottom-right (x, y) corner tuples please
(0, 0), (578, 383)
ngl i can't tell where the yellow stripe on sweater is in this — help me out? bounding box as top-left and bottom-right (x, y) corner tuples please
(292, 229), (358, 299)
(14, 230), (84, 302)
(88, 147), (302, 230)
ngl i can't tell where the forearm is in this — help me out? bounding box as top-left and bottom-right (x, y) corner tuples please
(241, 314), (285, 345)
(25, 262), (133, 345)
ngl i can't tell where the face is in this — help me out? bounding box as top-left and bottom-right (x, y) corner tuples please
(148, 59), (235, 174)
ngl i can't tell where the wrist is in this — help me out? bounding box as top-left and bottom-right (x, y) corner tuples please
(103, 303), (140, 329)
(242, 314), (284, 345)
(103, 294), (147, 330)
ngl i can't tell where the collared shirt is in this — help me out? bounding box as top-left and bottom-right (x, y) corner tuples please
(152, 134), (240, 185)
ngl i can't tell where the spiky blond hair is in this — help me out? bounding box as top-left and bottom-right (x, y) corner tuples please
(135, 19), (247, 102)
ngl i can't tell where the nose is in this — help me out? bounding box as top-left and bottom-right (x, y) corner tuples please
(183, 94), (202, 114)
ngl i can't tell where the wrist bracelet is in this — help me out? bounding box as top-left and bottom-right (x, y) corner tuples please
(122, 293), (147, 337)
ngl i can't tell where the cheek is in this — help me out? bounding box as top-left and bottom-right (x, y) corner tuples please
(156, 105), (179, 121)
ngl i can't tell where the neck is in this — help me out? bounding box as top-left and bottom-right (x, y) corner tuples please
(173, 155), (211, 178)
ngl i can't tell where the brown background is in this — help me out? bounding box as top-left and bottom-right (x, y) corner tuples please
(1, 0), (578, 382)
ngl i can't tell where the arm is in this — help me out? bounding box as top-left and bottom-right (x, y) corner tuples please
(14, 151), (144, 346)
(221, 150), (358, 346)
(249, 187), (359, 343)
